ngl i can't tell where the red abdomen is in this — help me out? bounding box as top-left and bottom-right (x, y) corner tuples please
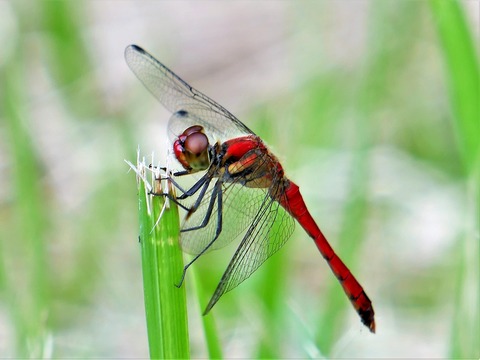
(280, 180), (375, 332)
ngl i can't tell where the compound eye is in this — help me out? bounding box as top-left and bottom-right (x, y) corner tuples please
(178, 127), (210, 172)
(184, 131), (208, 156)
(184, 132), (210, 171)
(183, 125), (204, 137)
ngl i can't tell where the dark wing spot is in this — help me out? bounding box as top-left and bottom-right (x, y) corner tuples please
(176, 110), (188, 117)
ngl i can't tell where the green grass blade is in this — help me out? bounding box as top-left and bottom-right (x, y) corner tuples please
(430, 0), (480, 176)
(429, 2), (480, 358)
(190, 265), (223, 359)
(1, 43), (51, 357)
(136, 160), (190, 359)
(41, 1), (98, 116)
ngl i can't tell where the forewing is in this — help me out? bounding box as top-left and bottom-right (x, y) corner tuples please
(124, 45), (254, 144)
(204, 187), (296, 313)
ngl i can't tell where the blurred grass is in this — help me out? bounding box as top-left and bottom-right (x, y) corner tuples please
(1, 1), (137, 357)
(190, 261), (223, 359)
(429, 1), (479, 358)
(2, 41), (50, 357)
(1, 0), (478, 358)
(41, 1), (100, 117)
(430, 0), (479, 176)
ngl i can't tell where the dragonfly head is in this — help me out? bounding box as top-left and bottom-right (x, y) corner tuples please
(173, 125), (211, 173)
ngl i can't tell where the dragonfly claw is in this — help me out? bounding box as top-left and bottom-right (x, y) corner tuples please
(175, 267), (188, 288)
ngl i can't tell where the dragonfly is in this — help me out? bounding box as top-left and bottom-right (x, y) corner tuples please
(125, 44), (375, 333)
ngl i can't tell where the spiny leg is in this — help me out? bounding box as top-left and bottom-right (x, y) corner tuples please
(176, 181), (224, 287)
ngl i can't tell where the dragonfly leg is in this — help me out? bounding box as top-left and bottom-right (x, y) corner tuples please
(167, 172), (211, 200)
(176, 181), (224, 287)
(181, 178), (216, 232)
(157, 176), (213, 219)
(149, 172), (210, 207)
(160, 193), (191, 211)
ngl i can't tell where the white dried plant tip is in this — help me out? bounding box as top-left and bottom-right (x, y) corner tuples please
(125, 158), (153, 194)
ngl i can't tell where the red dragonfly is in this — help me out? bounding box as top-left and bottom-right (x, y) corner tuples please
(125, 44), (375, 332)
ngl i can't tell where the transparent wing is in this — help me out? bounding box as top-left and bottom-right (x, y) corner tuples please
(125, 44), (295, 312)
(179, 174), (296, 312)
(179, 179), (272, 255)
(204, 185), (296, 313)
(125, 45), (254, 144)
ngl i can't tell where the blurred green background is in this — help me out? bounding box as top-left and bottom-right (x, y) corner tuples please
(0, 1), (478, 358)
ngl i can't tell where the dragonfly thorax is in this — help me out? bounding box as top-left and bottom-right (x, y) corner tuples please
(173, 125), (211, 172)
